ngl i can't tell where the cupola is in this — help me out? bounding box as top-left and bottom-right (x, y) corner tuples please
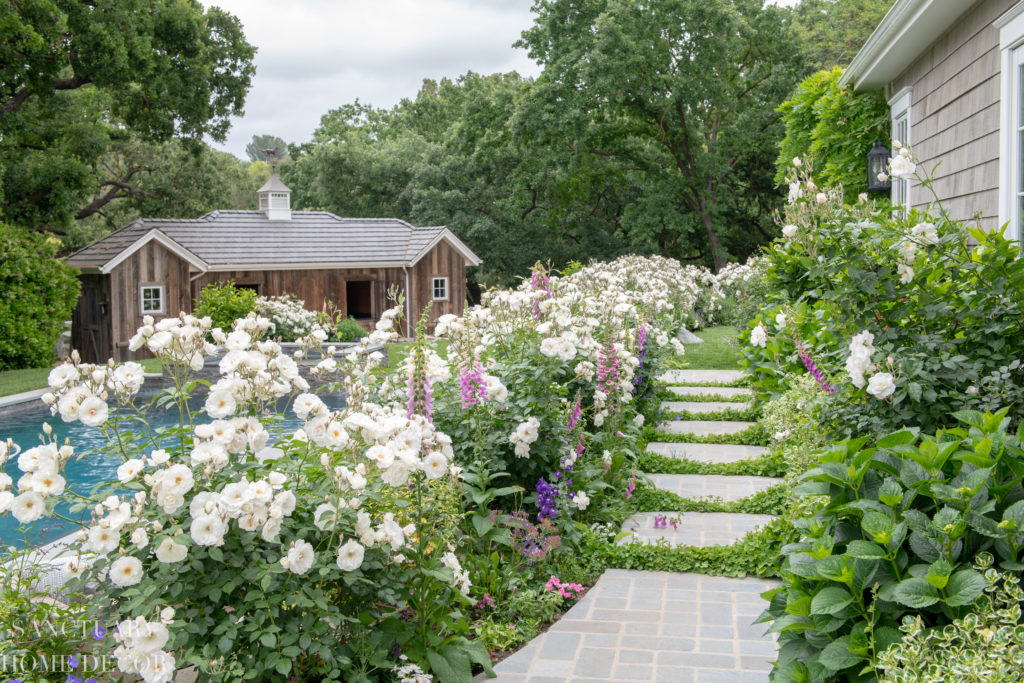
(257, 173), (292, 221)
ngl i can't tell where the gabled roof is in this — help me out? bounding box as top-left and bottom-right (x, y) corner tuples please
(65, 211), (482, 272)
(841, 0), (979, 91)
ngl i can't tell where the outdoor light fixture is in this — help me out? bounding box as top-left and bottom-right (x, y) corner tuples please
(867, 141), (892, 193)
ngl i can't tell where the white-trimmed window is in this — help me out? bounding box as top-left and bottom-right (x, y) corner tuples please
(432, 277), (448, 301)
(140, 285), (164, 314)
(888, 87), (912, 212)
(998, 3), (1024, 242)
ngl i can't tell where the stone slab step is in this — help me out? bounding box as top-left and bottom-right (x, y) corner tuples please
(647, 474), (783, 502)
(479, 569), (779, 682)
(661, 400), (752, 414)
(659, 369), (745, 384)
(657, 420), (757, 436)
(668, 385), (753, 399)
(620, 512), (777, 547)
(646, 442), (768, 464)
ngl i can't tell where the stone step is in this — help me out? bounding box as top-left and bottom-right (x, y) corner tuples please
(620, 512), (777, 547)
(479, 569), (779, 682)
(657, 420), (757, 436)
(668, 385), (753, 399)
(647, 474), (783, 502)
(661, 400), (752, 414)
(659, 369), (746, 384)
(646, 442), (768, 464)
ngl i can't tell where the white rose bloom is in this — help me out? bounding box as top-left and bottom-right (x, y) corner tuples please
(150, 449), (170, 465)
(782, 224), (798, 239)
(867, 372), (896, 400)
(571, 491), (590, 510)
(272, 490), (297, 516)
(117, 458), (145, 482)
(0, 491), (13, 514)
(78, 395), (109, 427)
(897, 263), (914, 284)
(109, 556), (143, 587)
(204, 390), (237, 419)
(421, 451), (447, 480)
(336, 539), (365, 572)
(261, 516), (282, 543)
(225, 330), (251, 352)
(47, 364), (79, 388)
(146, 330), (173, 353)
(889, 155), (916, 179)
(283, 540), (315, 575)
(190, 514), (227, 546)
(11, 491), (45, 524)
(137, 650), (176, 683)
(911, 221), (939, 245)
(750, 324), (768, 348)
(86, 525), (120, 555)
(133, 621), (170, 653)
(775, 312), (787, 329)
(155, 538), (188, 563)
(130, 527), (149, 550)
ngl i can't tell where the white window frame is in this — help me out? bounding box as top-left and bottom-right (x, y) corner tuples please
(140, 285), (165, 315)
(888, 87), (913, 212)
(997, 2), (1024, 243)
(431, 277), (448, 301)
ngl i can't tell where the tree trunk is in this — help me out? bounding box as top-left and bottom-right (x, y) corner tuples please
(699, 210), (726, 272)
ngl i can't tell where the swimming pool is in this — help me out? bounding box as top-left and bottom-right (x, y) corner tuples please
(0, 392), (346, 548)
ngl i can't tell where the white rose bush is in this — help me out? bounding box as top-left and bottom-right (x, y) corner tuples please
(740, 146), (1024, 435)
(0, 255), (706, 682)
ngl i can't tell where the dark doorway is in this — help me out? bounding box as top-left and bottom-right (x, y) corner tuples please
(346, 281), (372, 319)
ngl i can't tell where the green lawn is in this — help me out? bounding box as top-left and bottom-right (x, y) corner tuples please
(668, 325), (742, 370)
(385, 339), (449, 372)
(0, 358), (163, 398)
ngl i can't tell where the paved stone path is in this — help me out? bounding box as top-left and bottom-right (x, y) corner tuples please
(645, 443), (767, 464)
(486, 345), (781, 682)
(660, 401), (752, 414)
(657, 420), (756, 436)
(480, 571), (779, 683)
(645, 474), (781, 501)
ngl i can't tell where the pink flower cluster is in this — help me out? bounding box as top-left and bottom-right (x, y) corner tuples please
(545, 575), (584, 599)
(530, 264), (553, 320)
(597, 341), (621, 402)
(458, 357), (487, 408)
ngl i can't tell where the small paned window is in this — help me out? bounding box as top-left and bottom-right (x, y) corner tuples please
(140, 286), (164, 314)
(432, 277), (448, 301)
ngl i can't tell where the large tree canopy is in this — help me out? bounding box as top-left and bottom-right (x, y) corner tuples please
(793, 0), (895, 73)
(0, 0), (256, 233)
(518, 0), (803, 269)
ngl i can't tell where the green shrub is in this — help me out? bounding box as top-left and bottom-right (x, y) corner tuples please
(741, 160), (1024, 436)
(761, 408), (1024, 682)
(0, 223), (80, 370)
(760, 373), (829, 485)
(194, 281), (258, 332)
(878, 557), (1024, 683)
(775, 67), (889, 203)
(334, 315), (368, 343)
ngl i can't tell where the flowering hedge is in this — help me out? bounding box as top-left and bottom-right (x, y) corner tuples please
(741, 150), (1024, 435)
(0, 254), (704, 682)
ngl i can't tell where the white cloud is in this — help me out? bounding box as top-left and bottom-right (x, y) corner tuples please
(205, 0), (541, 158)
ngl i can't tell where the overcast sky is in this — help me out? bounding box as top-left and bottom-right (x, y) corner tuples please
(206, 0), (543, 159)
(206, 0), (802, 160)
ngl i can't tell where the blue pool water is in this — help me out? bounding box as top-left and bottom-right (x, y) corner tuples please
(0, 393), (346, 548)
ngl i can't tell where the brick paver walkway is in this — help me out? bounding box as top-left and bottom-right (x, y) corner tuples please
(486, 337), (781, 682)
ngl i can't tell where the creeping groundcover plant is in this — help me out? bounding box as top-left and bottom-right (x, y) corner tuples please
(0, 255), (702, 682)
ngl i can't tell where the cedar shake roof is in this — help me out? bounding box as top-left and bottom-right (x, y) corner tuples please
(65, 211), (482, 273)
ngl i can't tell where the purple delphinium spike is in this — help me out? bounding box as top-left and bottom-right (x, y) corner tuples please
(797, 345), (836, 394)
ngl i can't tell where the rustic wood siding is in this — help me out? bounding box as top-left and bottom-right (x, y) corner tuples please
(107, 242), (192, 362)
(71, 274), (112, 364)
(409, 241), (467, 331)
(192, 268), (408, 331)
(889, 0), (1015, 230)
